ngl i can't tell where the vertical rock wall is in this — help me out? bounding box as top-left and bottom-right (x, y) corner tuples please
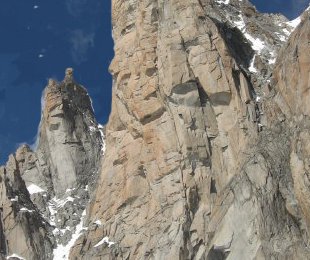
(273, 12), (310, 238)
(70, 1), (310, 259)
(69, 1), (310, 259)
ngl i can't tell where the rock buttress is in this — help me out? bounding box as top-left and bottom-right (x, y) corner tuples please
(70, 1), (309, 259)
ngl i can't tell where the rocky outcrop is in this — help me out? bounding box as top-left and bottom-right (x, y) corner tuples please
(0, 69), (104, 260)
(0, 156), (54, 260)
(69, 1), (310, 259)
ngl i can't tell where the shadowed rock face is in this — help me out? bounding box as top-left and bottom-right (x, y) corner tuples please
(273, 11), (310, 237)
(67, 1), (310, 260)
(0, 70), (104, 260)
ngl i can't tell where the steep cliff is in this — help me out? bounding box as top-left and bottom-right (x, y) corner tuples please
(70, 0), (310, 259)
(273, 9), (310, 236)
(1, 1), (310, 260)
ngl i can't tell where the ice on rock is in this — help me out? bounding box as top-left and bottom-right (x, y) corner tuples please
(27, 184), (45, 195)
(93, 236), (115, 248)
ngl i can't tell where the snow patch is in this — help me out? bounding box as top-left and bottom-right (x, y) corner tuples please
(275, 32), (287, 42)
(269, 57), (276, 65)
(20, 207), (34, 213)
(234, 14), (246, 32)
(94, 220), (102, 226)
(53, 210), (87, 260)
(283, 3), (309, 36)
(249, 55), (257, 73)
(283, 13), (304, 37)
(232, 14), (267, 56)
(216, 0), (230, 4)
(244, 33), (265, 54)
(282, 28), (291, 36)
(6, 254), (25, 260)
(27, 184), (45, 194)
(10, 196), (18, 202)
(98, 124), (106, 153)
(89, 126), (96, 132)
(93, 236), (115, 248)
(268, 50), (277, 65)
(286, 16), (301, 30)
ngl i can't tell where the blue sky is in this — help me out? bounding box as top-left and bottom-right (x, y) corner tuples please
(0, 0), (309, 164)
(253, 0), (309, 19)
(0, 0), (114, 163)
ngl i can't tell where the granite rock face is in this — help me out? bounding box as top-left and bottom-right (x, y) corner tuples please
(70, 1), (310, 259)
(1, 1), (310, 260)
(0, 69), (104, 260)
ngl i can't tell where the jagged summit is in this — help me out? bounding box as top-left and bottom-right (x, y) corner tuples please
(64, 67), (74, 83)
(0, 69), (105, 260)
(34, 68), (103, 196)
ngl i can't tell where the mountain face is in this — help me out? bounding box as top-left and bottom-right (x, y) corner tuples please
(0, 69), (104, 260)
(1, 1), (310, 260)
